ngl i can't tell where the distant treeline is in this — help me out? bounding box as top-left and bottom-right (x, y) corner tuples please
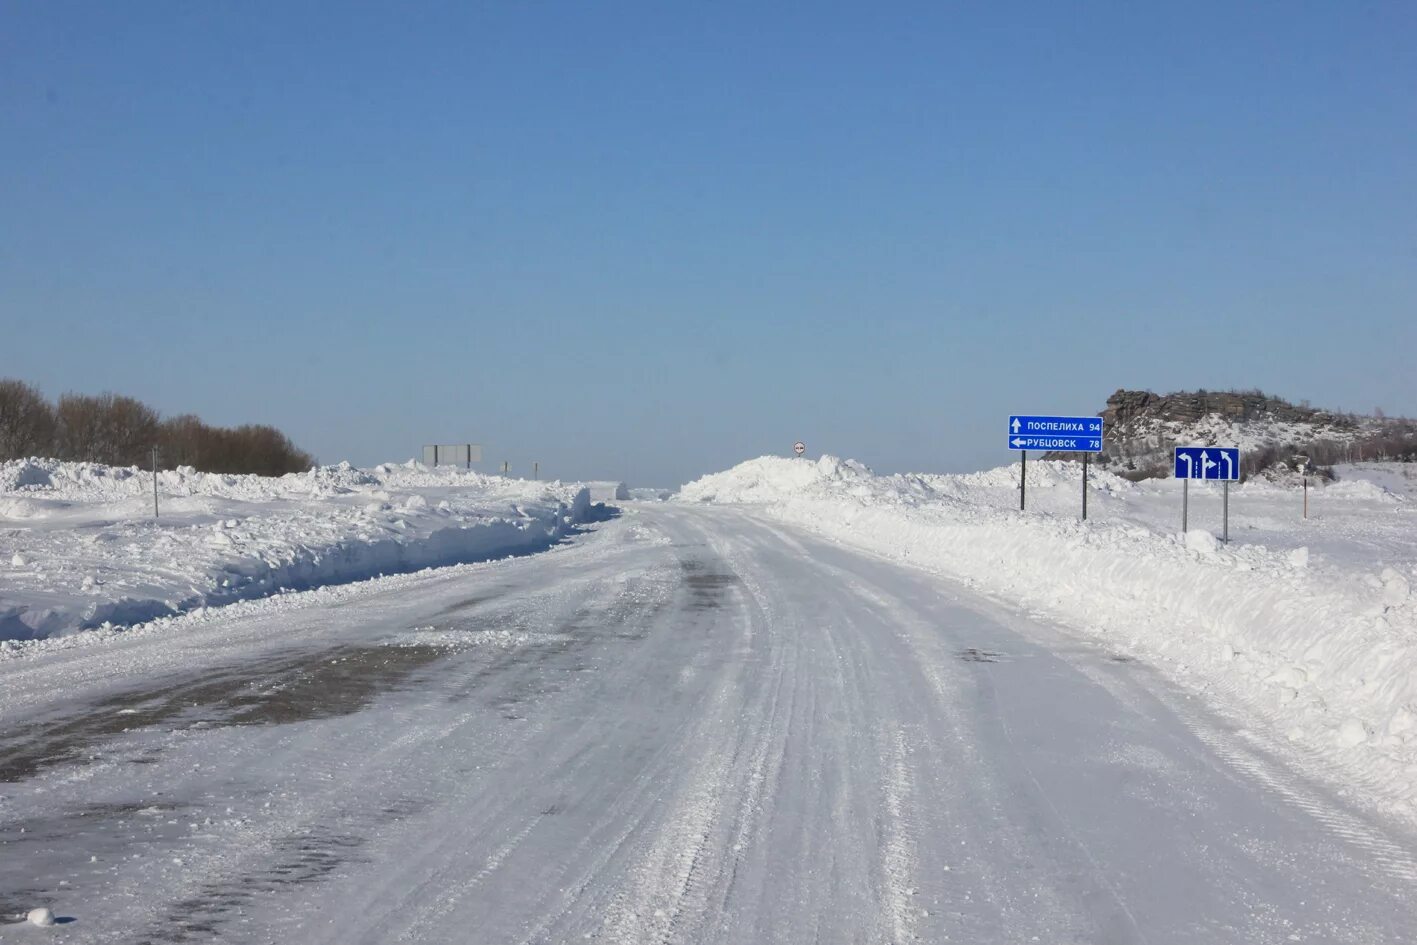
(0, 378), (315, 477)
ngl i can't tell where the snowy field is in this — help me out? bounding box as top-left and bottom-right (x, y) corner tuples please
(0, 459), (591, 643)
(679, 456), (1417, 822)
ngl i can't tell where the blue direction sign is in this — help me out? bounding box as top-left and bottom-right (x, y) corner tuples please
(1007, 415), (1103, 453)
(1174, 446), (1240, 481)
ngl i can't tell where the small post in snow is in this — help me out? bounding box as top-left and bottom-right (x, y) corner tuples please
(1293, 454), (1310, 520)
(1222, 479), (1229, 543)
(1019, 450), (1026, 511)
(152, 446), (160, 520)
(1182, 478), (1189, 533)
(502, 460), (510, 476)
(1081, 453), (1089, 521)
(533, 461), (539, 480)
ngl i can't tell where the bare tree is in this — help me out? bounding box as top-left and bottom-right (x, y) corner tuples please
(0, 378), (57, 460)
(54, 393), (108, 462)
(105, 394), (160, 466)
(55, 393), (159, 466)
(8, 377), (313, 475)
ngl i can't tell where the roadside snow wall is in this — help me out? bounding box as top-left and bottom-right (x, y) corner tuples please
(679, 455), (1417, 819)
(0, 459), (591, 642)
(586, 481), (631, 503)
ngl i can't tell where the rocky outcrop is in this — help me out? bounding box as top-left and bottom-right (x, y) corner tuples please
(1100, 389), (1352, 433)
(1041, 389), (1392, 478)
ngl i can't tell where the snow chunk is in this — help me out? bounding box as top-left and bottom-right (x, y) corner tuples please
(1267, 666), (1309, 688)
(1184, 530), (1218, 555)
(1287, 547), (1310, 569)
(28, 907), (56, 926)
(3, 461), (53, 490)
(1381, 568), (1410, 607)
(1338, 718), (1371, 747)
(1386, 707), (1417, 739)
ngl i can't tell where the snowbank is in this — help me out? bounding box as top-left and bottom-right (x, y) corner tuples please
(0, 459), (592, 641)
(585, 481), (631, 503)
(679, 456), (1417, 817)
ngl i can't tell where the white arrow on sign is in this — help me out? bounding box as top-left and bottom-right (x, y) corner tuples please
(1201, 451), (1217, 478)
(1179, 453), (1194, 478)
(1222, 452), (1235, 479)
(1011, 437), (1027, 448)
(1011, 418), (1022, 433)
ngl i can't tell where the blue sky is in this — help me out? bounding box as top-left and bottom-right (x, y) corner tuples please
(3, 1), (1414, 486)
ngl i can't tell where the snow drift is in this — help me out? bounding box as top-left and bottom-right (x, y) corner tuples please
(680, 455), (1417, 818)
(0, 459), (592, 641)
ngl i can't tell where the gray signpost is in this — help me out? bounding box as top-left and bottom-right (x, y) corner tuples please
(422, 444), (482, 469)
(1008, 415), (1104, 518)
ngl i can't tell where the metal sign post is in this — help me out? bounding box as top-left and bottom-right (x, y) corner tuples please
(1020, 450), (1026, 511)
(1082, 453), (1089, 520)
(423, 444), (482, 468)
(1007, 415), (1103, 518)
(1293, 455), (1309, 520)
(1174, 446), (1240, 537)
(152, 446), (160, 520)
(1223, 480), (1230, 542)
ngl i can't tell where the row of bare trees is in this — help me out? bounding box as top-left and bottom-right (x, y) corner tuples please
(0, 378), (315, 477)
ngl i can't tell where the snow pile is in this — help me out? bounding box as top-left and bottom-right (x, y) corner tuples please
(585, 481), (631, 503)
(679, 456), (1417, 816)
(0, 459), (593, 641)
(679, 455), (877, 504)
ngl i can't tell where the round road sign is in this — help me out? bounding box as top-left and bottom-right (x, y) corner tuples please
(793, 442), (806, 456)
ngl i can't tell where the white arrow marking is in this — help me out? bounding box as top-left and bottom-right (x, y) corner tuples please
(1222, 451), (1235, 479)
(1012, 438), (1026, 447)
(1011, 418), (1021, 433)
(1179, 453), (1194, 478)
(1201, 451), (1218, 479)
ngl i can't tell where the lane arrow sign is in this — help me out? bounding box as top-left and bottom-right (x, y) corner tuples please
(1011, 418), (1021, 433)
(1175, 446), (1240, 481)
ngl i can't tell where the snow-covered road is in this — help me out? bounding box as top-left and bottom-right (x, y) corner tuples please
(4, 504), (1416, 943)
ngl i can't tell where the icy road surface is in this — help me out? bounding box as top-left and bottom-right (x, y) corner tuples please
(3, 505), (1416, 944)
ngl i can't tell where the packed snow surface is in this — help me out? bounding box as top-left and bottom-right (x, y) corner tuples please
(680, 455), (1417, 819)
(0, 459), (590, 641)
(5, 504), (1417, 942)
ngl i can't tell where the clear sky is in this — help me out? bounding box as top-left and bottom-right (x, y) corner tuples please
(3, 2), (1414, 487)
